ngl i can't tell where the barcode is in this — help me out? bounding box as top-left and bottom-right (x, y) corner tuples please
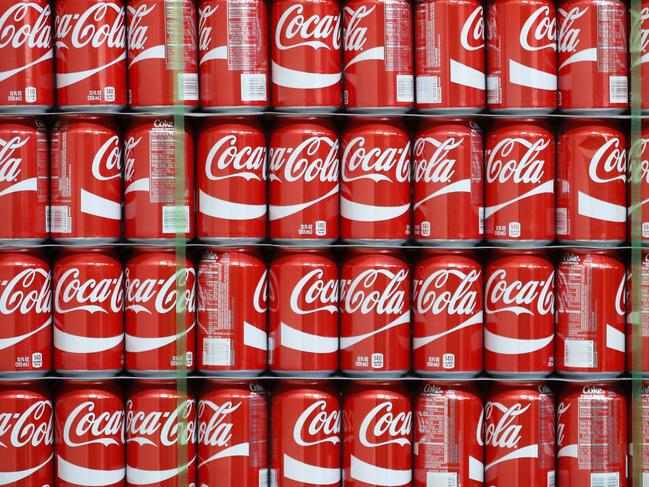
(202, 338), (232, 366)
(487, 76), (501, 104)
(162, 205), (190, 234)
(427, 472), (458, 487)
(258, 469), (269, 487)
(564, 339), (595, 368)
(396, 74), (414, 102)
(416, 76), (441, 104)
(50, 205), (71, 234)
(556, 207), (568, 235)
(548, 470), (556, 487)
(181, 73), (199, 101)
(269, 469), (278, 487)
(241, 74), (267, 102)
(591, 472), (620, 487)
(609, 76), (628, 104)
(479, 207), (485, 235)
(45, 206), (50, 233)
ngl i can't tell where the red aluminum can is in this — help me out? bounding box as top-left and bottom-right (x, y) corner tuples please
(126, 380), (196, 487)
(271, 0), (342, 110)
(486, 0), (557, 113)
(556, 119), (627, 244)
(485, 250), (555, 377)
(197, 117), (267, 243)
(632, 383), (649, 481)
(124, 117), (195, 243)
(197, 248), (267, 375)
(483, 382), (555, 486)
(125, 249), (196, 375)
(343, 0), (414, 112)
(485, 119), (555, 245)
(413, 118), (483, 244)
(198, 381), (268, 487)
(0, 117), (48, 243)
(557, 383), (627, 486)
(54, 248), (124, 376)
(413, 250), (483, 377)
(55, 380), (125, 487)
(414, 382), (484, 486)
(0, 250), (51, 377)
(0, 0), (54, 111)
(340, 248), (410, 377)
(268, 117), (339, 244)
(51, 115), (122, 244)
(126, 0), (198, 110)
(557, 0), (628, 113)
(631, 123), (649, 244)
(198, 0), (269, 111)
(627, 250), (649, 375)
(556, 249), (626, 377)
(341, 117), (411, 243)
(0, 382), (53, 486)
(415, 0), (485, 113)
(271, 380), (341, 486)
(269, 248), (339, 375)
(54, 0), (127, 111)
(343, 381), (412, 487)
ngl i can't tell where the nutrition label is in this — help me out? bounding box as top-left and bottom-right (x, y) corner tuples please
(227, 0), (263, 71)
(596, 3), (626, 73)
(416, 395), (459, 469)
(577, 397), (621, 470)
(384, 0), (413, 72)
(148, 127), (177, 204)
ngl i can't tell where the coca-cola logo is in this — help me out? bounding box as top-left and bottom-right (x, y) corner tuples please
(413, 137), (463, 184)
(556, 401), (569, 447)
(125, 267), (196, 315)
(123, 136), (141, 183)
(126, 3), (154, 51)
(126, 399), (195, 447)
(589, 138), (627, 184)
(615, 273), (626, 317)
(55, 2), (125, 50)
(582, 385), (604, 395)
(359, 402), (411, 448)
(253, 270), (267, 314)
(290, 269), (338, 315)
(558, 7), (587, 53)
(62, 401), (124, 447)
(55, 268), (123, 314)
(293, 400), (340, 446)
(0, 400), (53, 448)
(197, 400), (238, 447)
(269, 136), (339, 183)
(340, 269), (408, 316)
(486, 138), (549, 184)
(519, 6), (556, 51)
(460, 6), (484, 51)
(198, 4), (217, 51)
(343, 5), (374, 52)
(275, 4), (341, 51)
(0, 136), (29, 183)
(342, 136), (410, 183)
(485, 269), (554, 316)
(0, 3), (51, 50)
(478, 401), (530, 448)
(414, 269), (480, 316)
(205, 135), (266, 182)
(0, 268), (51, 315)
(422, 384), (442, 395)
(92, 135), (121, 181)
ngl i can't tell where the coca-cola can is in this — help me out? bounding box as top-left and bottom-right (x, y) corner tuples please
(413, 250), (483, 377)
(271, 0), (342, 111)
(198, 0), (269, 111)
(126, 380), (196, 486)
(485, 118), (555, 245)
(556, 249), (626, 377)
(198, 381), (268, 487)
(343, 381), (412, 487)
(486, 0), (557, 113)
(197, 248), (267, 375)
(0, 249), (51, 377)
(269, 248), (339, 376)
(630, 123), (649, 245)
(556, 119), (628, 244)
(484, 382), (555, 486)
(269, 117), (339, 244)
(557, 383), (627, 486)
(631, 382), (649, 481)
(485, 250), (555, 377)
(124, 117), (195, 243)
(55, 380), (125, 487)
(271, 380), (341, 486)
(557, 0), (629, 113)
(54, 248), (124, 376)
(0, 117), (48, 243)
(197, 116), (267, 243)
(340, 248), (411, 377)
(627, 250), (649, 376)
(125, 249), (196, 375)
(54, 0), (128, 111)
(415, 0), (485, 113)
(51, 115), (122, 244)
(0, 381), (53, 485)
(341, 117), (411, 243)
(126, 0), (198, 111)
(413, 118), (484, 245)
(0, 0), (54, 112)
(414, 382), (483, 486)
